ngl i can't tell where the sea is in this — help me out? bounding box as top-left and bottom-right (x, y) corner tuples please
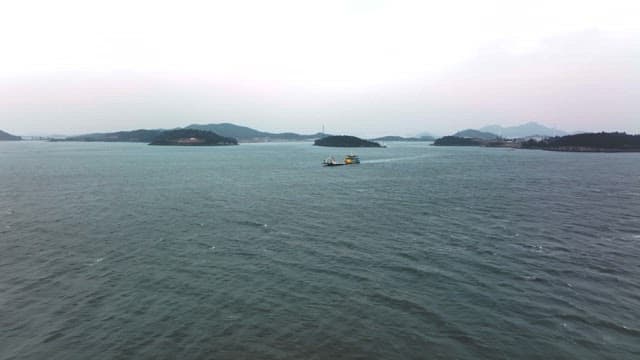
(1, 141), (639, 360)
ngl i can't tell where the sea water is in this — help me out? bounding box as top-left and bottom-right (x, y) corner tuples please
(1, 141), (639, 359)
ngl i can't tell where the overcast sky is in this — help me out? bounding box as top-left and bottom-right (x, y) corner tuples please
(1, 0), (639, 136)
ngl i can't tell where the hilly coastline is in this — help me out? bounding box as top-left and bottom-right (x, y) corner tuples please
(19, 121), (638, 152)
(521, 132), (640, 152)
(51, 123), (440, 144)
(55, 123), (327, 143)
(186, 123), (326, 142)
(60, 129), (164, 143)
(434, 131), (640, 152)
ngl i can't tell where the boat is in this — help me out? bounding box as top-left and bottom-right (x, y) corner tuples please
(323, 154), (360, 166)
(344, 154), (360, 164)
(322, 156), (343, 166)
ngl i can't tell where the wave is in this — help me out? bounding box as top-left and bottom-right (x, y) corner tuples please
(362, 155), (432, 164)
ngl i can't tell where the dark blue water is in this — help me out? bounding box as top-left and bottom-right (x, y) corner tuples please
(1, 141), (639, 359)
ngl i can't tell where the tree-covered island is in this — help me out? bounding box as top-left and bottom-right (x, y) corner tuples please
(433, 136), (485, 146)
(433, 132), (640, 152)
(521, 132), (640, 152)
(149, 129), (238, 146)
(314, 135), (382, 147)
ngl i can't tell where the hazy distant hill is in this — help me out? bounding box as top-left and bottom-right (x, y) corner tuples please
(416, 131), (435, 139)
(187, 123), (325, 142)
(479, 122), (566, 138)
(452, 129), (499, 140)
(0, 130), (21, 141)
(61, 129), (164, 142)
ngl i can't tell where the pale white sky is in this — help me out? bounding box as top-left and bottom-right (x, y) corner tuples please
(1, 0), (639, 136)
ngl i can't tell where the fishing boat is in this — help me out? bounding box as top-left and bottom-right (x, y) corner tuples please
(322, 156), (342, 166)
(344, 154), (360, 164)
(322, 154), (360, 166)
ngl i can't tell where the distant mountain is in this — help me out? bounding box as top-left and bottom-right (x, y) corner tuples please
(452, 129), (499, 140)
(416, 131), (436, 138)
(61, 129), (164, 142)
(149, 129), (237, 146)
(0, 130), (21, 141)
(314, 136), (382, 147)
(187, 123), (325, 142)
(479, 122), (566, 138)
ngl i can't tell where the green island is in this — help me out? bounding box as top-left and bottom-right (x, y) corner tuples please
(149, 129), (238, 146)
(314, 135), (382, 147)
(521, 132), (640, 152)
(433, 136), (486, 146)
(433, 132), (640, 152)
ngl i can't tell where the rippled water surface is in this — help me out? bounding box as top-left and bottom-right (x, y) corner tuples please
(1, 141), (639, 359)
